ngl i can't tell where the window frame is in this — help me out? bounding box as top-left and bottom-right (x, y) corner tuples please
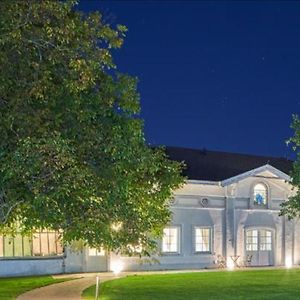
(252, 182), (269, 208)
(0, 230), (64, 260)
(88, 247), (105, 256)
(259, 229), (272, 251)
(245, 229), (258, 251)
(161, 225), (181, 255)
(194, 226), (213, 254)
(245, 228), (273, 252)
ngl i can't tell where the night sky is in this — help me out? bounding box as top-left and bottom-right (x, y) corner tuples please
(79, 1), (300, 159)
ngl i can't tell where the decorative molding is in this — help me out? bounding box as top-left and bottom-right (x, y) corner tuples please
(174, 194), (225, 199)
(187, 180), (220, 186)
(235, 208), (281, 213)
(171, 206), (225, 211)
(221, 164), (290, 187)
(198, 198), (209, 207)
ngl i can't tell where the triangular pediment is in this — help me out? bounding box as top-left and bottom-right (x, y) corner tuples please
(256, 170), (279, 178)
(221, 164), (290, 186)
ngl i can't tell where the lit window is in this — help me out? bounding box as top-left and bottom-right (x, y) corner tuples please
(260, 230), (272, 251)
(162, 226), (179, 253)
(253, 183), (267, 206)
(0, 230), (63, 258)
(195, 227), (211, 253)
(246, 230), (258, 251)
(32, 230), (63, 257)
(88, 247), (105, 256)
(0, 237), (3, 257)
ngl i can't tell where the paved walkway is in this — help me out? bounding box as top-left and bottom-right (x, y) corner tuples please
(17, 272), (120, 300)
(16, 269), (208, 300)
(17, 267), (293, 300)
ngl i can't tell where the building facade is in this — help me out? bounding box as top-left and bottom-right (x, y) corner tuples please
(0, 147), (297, 276)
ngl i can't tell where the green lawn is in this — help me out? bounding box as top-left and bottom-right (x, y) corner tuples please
(82, 269), (300, 300)
(0, 275), (69, 300)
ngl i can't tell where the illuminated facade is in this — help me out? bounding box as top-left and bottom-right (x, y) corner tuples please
(0, 147), (297, 276)
(110, 148), (297, 271)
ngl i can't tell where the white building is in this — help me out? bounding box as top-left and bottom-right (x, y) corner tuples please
(0, 147), (296, 276)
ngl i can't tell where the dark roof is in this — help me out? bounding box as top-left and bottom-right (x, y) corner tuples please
(165, 146), (294, 181)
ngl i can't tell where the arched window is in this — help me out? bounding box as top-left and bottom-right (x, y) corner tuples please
(253, 183), (267, 206)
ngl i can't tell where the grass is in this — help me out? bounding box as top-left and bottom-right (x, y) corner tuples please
(82, 269), (300, 300)
(0, 275), (70, 300)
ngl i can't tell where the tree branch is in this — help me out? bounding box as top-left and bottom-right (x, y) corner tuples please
(0, 199), (24, 225)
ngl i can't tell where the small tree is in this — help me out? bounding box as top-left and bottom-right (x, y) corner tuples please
(280, 115), (300, 219)
(0, 0), (184, 254)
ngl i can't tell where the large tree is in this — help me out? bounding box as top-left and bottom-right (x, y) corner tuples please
(280, 115), (300, 219)
(0, 0), (184, 254)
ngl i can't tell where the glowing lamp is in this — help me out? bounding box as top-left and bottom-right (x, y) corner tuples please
(111, 260), (124, 275)
(285, 256), (292, 269)
(227, 258), (234, 271)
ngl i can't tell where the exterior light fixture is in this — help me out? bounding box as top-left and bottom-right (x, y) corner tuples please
(285, 256), (292, 269)
(111, 260), (124, 275)
(227, 258), (234, 271)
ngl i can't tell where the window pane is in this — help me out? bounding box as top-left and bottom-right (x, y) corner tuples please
(4, 236), (14, 257)
(0, 236), (3, 257)
(89, 248), (97, 256)
(162, 227), (179, 253)
(56, 233), (63, 255)
(23, 236), (32, 256)
(89, 247), (105, 256)
(260, 230), (272, 251)
(0, 230), (62, 258)
(14, 235), (23, 257)
(48, 232), (57, 255)
(246, 230), (258, 251)
(195, 228), (211, 252)
(32, 233), (41, 256)
(254, 184), (267, 206)
(97, 247), (105, 256)
(40, 232), (49, 256)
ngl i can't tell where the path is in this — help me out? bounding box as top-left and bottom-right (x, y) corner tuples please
(17, 272), (120, 300)
(17, 267), (288, 300)
(16, 269), (204, 300)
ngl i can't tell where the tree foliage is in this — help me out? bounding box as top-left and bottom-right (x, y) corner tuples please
(280, 115), (300, 219)
(0, 0), (184, 254)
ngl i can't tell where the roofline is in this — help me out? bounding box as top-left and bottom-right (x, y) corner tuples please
(187, 179), (220, 186)
(186, 164), (291, 186)
(163, 145), (294, 162)
(221, 164), (291, 186)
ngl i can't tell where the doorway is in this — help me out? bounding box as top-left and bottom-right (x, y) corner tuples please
(245, 229), (274, 266)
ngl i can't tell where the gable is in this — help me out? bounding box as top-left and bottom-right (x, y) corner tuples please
(221, 164), (291, 186)
(233, 171), (292, 200)
(256, 170), (279, 178)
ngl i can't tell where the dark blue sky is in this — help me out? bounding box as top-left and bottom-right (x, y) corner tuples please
(79, 1), (300, 158)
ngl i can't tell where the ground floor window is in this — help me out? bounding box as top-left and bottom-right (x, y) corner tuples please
(88, 247), (105, 256)
(259, 230), (272, 251)
(246, 229), (272, 251)
(0, 230), (63, 258)
(246, 229), (258, 251)
(195, 227), (212, 253)
(162, 226), (180, 253)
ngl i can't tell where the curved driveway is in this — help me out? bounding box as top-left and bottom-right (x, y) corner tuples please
(17, 273), (119, 300)
(16, 268), (262, 300)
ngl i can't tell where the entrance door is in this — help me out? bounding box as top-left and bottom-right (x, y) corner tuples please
(245, 229), (274, 266)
